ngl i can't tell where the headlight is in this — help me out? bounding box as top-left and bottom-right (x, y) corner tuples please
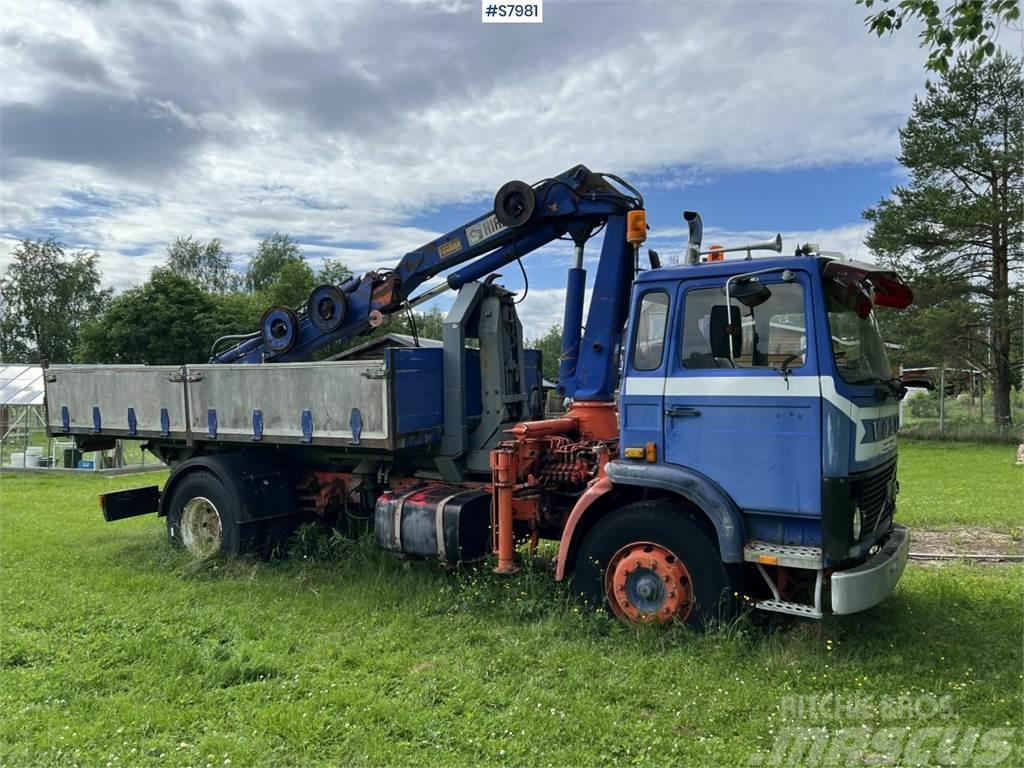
(852, 506), (863, 540)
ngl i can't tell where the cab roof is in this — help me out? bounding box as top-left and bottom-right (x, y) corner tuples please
(634, 254), (824, 283)
(634, 254), (914, 308)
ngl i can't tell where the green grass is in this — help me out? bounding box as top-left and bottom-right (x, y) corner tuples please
(2, 446), (1023, 767)
(897, 440), (1024, 533)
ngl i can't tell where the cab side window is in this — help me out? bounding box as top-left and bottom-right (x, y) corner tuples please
(681, 282), (806, 369)
(631, 291), (670, 371)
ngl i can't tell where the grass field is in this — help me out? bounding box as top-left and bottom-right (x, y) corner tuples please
(1, 441), (1022, 767)
(897, 440), (1023, 533)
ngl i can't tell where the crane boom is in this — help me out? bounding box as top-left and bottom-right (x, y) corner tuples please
(212, 164), (644, 402)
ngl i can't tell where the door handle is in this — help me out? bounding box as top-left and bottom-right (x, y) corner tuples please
(665, 406), (700, 418)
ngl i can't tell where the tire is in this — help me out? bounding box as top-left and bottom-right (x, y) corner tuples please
(166, 470), (245, 557)
(573, 500), (738, 630)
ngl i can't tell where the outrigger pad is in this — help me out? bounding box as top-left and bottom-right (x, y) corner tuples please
(493, 180), (536, 228)
(307, 284), (348, 333)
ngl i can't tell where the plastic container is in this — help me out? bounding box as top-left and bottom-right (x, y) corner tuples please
(9, 452), (25, 467)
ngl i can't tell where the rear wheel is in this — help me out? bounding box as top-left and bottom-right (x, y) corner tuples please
(573, 500), (737, 629)
(166, 470), (244, 557)
(180, 495), (224, 557)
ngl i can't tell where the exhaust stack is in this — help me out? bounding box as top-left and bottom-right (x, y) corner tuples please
(683, 211), (702, 265)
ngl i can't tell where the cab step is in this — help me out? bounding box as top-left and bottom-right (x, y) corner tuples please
(744, 541), (822, 569)
(752, 562), (826, 619)
(755, 599), (823, 619)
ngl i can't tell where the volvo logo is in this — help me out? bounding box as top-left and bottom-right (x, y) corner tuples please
(861, 414), (899, 444)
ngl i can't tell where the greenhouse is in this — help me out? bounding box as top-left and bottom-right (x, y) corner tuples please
(0, 365), (158, 470)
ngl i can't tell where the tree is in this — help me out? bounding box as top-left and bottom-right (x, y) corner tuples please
(0, 238), (111, 363)
(368, 305), (446, 343)
(397, 306), (446, 341)
(76, 269), (226, 364)
(209, 291), (267, 342)
(874, 264), (983, 371)
(262, 260), (316, 308)
(242, 235), (354, 307)
(858, 0), (1021, 72)
(76, 269), (263, 364)
(528, 324), (563, 383)
(317, 257), (353, 287)
(246, 233), (304, 293)
(165, 235), (234, 292)
(864, 53), (1023, 428)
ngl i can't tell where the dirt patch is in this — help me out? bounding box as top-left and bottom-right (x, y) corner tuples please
(910, 528), (1023, 558)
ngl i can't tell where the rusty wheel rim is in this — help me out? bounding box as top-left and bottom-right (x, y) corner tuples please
(605, 541), (693, 624)
(180, 496), (223, 557)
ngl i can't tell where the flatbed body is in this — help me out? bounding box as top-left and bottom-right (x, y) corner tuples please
(45, 350), (449, 452)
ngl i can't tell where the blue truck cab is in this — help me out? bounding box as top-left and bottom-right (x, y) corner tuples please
(613, 253), (911, 617)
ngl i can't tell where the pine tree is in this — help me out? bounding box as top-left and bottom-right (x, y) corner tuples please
(865, 52), (1023, 428)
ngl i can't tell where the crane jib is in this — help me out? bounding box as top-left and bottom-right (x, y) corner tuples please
(212, 164), (641, 405)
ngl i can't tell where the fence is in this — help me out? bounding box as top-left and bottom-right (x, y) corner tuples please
(900, 388), (1023, 443)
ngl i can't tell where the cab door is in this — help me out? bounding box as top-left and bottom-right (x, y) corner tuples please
(619, 283), (674, 461)
(662, 271), (822, 518)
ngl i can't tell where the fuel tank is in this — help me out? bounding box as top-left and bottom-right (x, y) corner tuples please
(374, 484), (492, 564)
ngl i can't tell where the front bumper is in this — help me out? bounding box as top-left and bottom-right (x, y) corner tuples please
(831, 525), (909, 614)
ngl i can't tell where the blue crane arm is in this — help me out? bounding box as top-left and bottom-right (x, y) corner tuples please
(211, 165), (642, 401)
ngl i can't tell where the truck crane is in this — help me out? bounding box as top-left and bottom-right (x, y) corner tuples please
(44, 164), (914, 628)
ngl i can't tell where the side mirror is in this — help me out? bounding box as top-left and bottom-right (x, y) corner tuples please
(710, 305), (741, 359)
(728, 279), (772, 308)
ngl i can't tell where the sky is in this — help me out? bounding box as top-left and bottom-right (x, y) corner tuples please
(0, 0), (931, 340)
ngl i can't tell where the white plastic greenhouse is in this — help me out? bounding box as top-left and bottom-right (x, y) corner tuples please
(0, 364), (159, 471)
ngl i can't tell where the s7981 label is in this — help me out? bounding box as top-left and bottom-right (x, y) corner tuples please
(482, 1), (542, 23)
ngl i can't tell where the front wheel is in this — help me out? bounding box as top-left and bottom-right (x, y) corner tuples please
(573, 500), (737, 630)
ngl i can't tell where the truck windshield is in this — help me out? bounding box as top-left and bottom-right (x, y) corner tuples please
(825, 279), (893, 384)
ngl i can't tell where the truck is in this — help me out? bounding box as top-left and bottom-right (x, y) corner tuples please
(43, 165), (913, 629)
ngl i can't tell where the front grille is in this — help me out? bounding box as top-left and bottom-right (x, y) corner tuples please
(853, 460), (896, 536)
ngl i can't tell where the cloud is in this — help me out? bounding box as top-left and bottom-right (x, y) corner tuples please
(19, 36), (111, 86)
(0, 0), (927, 295)
(1, 89), (209, 177)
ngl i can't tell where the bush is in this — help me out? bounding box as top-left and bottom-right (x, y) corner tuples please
(898, 422), (1021, 444)
(908, 391), (940, 418)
